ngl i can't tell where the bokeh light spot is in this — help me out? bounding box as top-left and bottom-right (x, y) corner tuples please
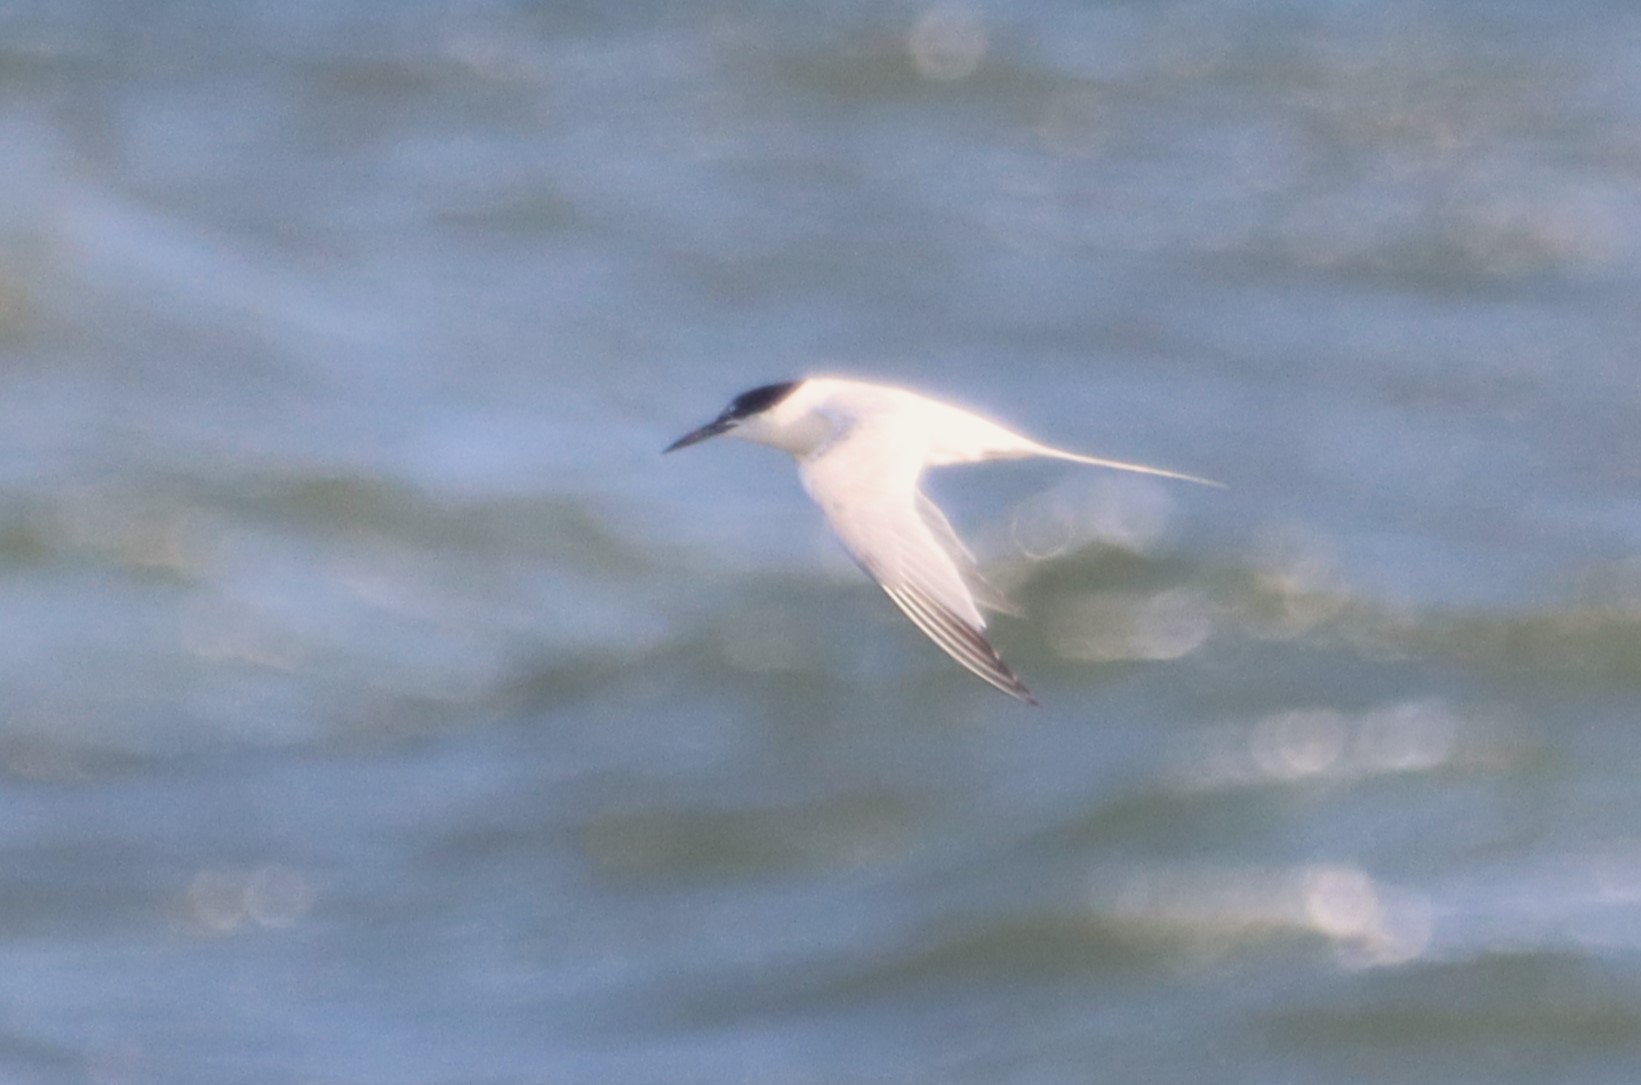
(908, 4), (988, 82)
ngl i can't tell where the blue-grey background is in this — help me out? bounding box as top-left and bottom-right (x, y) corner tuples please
(3, 1), (1641, 1082)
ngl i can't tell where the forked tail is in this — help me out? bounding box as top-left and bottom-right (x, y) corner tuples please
(1036, 443), (1226, 489)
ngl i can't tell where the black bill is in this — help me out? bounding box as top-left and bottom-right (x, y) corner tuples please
(662, 416), (732, 453)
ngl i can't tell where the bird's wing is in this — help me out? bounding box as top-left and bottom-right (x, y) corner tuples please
(799, 425), (1035, 703)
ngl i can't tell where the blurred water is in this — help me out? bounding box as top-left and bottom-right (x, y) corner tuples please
(2, 1), (1641, 1082)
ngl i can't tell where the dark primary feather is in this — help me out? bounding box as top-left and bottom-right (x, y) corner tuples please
(880, 582), (1037, 704)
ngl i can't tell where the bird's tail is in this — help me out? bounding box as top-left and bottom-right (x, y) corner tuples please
(1033, 443), (1226, 489)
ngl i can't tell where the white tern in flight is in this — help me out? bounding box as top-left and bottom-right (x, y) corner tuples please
(664, 377), (1220, 704)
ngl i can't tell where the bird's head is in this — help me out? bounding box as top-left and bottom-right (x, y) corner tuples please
(664, 381), (810, 454)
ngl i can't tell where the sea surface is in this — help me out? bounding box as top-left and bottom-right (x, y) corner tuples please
(2, 2), (1641, 1082)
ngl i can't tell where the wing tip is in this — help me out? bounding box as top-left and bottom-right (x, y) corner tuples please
(985, 653), (1037, 705)
(882, 583), (1041, 706)
(995, 664), (1038, 706)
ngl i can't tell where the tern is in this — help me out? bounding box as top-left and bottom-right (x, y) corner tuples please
(665, 377), (1220, 704)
